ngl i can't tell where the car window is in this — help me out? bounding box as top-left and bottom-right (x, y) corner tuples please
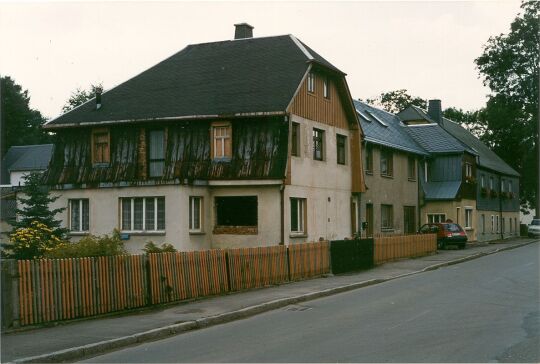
(444, 223), (462, 232)
(419, 225), (430, 233)
(531, 220), (540, 226)
(430, 226), (439, 233)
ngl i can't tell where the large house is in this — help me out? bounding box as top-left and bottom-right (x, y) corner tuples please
(43, 24), (365, 253)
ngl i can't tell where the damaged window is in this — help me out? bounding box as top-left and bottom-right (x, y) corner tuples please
(215, 196), (257, 227)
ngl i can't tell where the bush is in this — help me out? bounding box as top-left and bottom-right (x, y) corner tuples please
(4, 221), (64, 259)
(142, 241), (177, 254)
(45, 230), (126, 258)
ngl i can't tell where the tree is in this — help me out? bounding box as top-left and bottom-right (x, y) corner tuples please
(474, 0), (539, 212)
(62, 83), (102, 113)
(442, 107), (485, 139)
(365, 89), (427, 113)
(0, 76), (51, 158)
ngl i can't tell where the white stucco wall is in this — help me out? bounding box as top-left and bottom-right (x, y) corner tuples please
(10, 171), (30, 186)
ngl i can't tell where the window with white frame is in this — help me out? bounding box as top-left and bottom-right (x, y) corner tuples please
(465, 208), (473, 229)
(490, 176), (494, 190)
(501, 179), (505, 192)
(307, 72), (315, 93)
(465, 163), (472, 178)
(381, 204), (394, 230)
(427, 213), (446, 223)
(121, 197), (165, 232)
(491, 215), (495, 232)
(189, 197), (203, 232)
(481, 174), (485, 188)
(323, 76), (329, 99)
(212, 122), (232, 159)
(313, 128), (325, 161)
(70, 199), (89, 232)
(336, 134), (347, 165)
(291, 122), (300, 157)
(290, 198), (306, 234)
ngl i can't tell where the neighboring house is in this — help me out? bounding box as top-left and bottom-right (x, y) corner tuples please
(0, 144), (54, 242)
(354, 100), (427, 236)
(42, 24), (365, 253)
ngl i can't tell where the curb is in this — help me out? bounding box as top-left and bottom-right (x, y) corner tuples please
(10, 240), (538, 363)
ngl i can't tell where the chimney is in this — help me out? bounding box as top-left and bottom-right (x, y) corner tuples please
(428, 99), (442, 124)
(234, 23), (254, 39)
(95, 87), (102, 110)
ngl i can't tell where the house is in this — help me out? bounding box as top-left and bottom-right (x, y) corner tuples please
(398, 100), (520, 241)
(0, 144), (54, 242)
(354, 100), (427, 236)
(42, 24), (365, 253)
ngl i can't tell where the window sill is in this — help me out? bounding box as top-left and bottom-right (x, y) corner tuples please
(69, 231), (90, 236)
(213, 226), (258, 235)
(465, 227), (473, 231)
(365, 171), (373, 175)
(381, 228), (394, 232)
(120, 231), (166, 236)
(408, 178), (417, 182)
(189, 231), (205, 235)
(381, 174), (394, 179)
(92, 163), (110, 168)
(313, 158), (325, 162)
(213, 157), (232, 162)
(289, 233), (308, 238)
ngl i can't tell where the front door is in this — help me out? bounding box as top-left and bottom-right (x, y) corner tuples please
(404, 206), (416, 234)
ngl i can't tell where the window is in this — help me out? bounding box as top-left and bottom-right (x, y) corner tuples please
(290, 198), (306, 235)
(502, 217), (505, 233)
(465, 208), (473, 229)
(428, 213), (446, 223)
(489, 176), (494, 190)
(509, 218), (513, 233)
(491, 215), (495, 232)
(465, 163), (472, 178)
(509, 180), (513, 193)
(456, 207), (461, 225)
(424, 161), (429, 182)
(323, 77), (329, 99)
(189, 197), (203, 233)
(381, 204), (394, 230)
(70, 199), (89, 232)
(215, 196), (257, 227)
(501, 179), (505, 192)
(408, 156), (416, 180)
(92, 128), (110, 164)
(365, 144), (373, 173)
(514, 218), (517, 234)
(148, 129), (165, 177)
(380, 148), (393, 177)
(481, 214), (485, 234)
(212, 122), (232, 159)
(307, 72), (315, 93)
(336, 134), (347, 165)
(121, 197), (165, 232)
(313, 128), (324, 161)
(481, 174), (485, 188)
(291, 122), (300, 157)
(496, 215), (500, 233)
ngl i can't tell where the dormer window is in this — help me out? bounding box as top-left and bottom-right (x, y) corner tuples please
(212, 122), (232, 159)
(307, 72), (315, 93)
(91, 128), (110, 165)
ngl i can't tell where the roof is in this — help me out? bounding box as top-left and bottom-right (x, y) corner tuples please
(405, 123), (471, 154)
(1, 144), (53, 184)
(353, 100), (427, 156)
(397, 106), (437, 123)
(439, 118), (519, 177)
(46, 35), (344, 128)
(423, 181), (461, 200)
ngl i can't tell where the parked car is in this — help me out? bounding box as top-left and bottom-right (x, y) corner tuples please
(419, 223), (468, 250)
(528, 219), (540, 238)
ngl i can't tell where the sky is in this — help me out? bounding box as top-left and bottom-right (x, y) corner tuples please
(0, 0), (522, 120)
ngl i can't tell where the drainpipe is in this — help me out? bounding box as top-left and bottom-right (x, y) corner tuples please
(280, 183), (285, 245)
(499, 175), (504, 240)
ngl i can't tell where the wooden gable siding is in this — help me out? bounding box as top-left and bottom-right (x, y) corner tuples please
(44, 117), (289, 186)
(288, 73), (349, 130)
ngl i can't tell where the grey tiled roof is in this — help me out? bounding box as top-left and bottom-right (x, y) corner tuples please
(423, 181), (461, 200)
(1, 144), (53, 184)
(353, 100), (427, 155)
(46, 35), (343, 128)
(439, 118), (519, 177)
(405, 124), (469, 154)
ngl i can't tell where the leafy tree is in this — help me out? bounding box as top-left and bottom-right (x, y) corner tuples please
(365, 89), (427, 113)
(474, 0), (539, 212)
(62, 83), (102, 113)
(0, 76), (51, 157)
(442, 107), (485, 138)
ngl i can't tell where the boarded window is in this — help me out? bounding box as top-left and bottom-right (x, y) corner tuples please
(365, 144), (373, 173)
(215, 196), (257, 227)
(381, 204), (393, 230)
(148, 130), (165, 177)
(380, 148), (393, 177)
(291, 122), (300, 157)
(92, 128), (110, 164)
(120, 197), (165, 231)
(313, 128), (324, 161)
(408, 155), (416, 180)
(70, 199), (89, 232)
(189, 196), (203, 232)
(290, 198), (306, 234)
(212, 122), (232, 159)
(337, 134), (346, 165)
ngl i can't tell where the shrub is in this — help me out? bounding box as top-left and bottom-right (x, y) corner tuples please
(4, 221), (64, 259)
(45, 230), (126, 258)
(142, 241), (177, 254)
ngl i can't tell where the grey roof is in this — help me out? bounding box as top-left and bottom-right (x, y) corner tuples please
(423, 181), (461, 200)
(1, 144), (53, 184)
(46, 35), (344, 128)
(397, 106), (437, 123)
(405, 124), (470, 154)
(353, 101), (428, 156)
(439, 118), (519, 177)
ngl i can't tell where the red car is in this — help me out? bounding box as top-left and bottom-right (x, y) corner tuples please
(419, 223), (467, 250)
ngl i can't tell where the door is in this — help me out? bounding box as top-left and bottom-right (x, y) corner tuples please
(366, 203), (374, 237)
(404, 206), (416, 234)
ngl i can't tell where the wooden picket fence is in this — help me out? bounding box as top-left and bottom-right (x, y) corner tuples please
(17, 255), (146, 326)
(288, 241), (330, 280)
(374, 233), (436, 264)
(148, 250), (229, 304)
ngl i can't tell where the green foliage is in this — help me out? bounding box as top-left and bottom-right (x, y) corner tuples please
(1, 76), (51, 157)
(142, 241), (177, 254)
(45, 230), (126, 258)
(474, 0), (539, 211)
(3, 221), (65, 259)
(365, 89), (427, 113)
(10, 172), (69, 239)
(62, 83), (103, 113)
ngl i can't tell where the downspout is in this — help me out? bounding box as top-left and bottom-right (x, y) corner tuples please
(499, 175), (504, 240)
(280, 183), (285, 245)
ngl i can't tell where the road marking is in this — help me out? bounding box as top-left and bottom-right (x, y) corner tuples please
(387, 309), (432, 330)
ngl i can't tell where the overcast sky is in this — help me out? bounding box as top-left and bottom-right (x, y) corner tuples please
(0, 0), (521, 120)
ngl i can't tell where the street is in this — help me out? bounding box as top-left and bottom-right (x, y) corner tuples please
(83, 242), (539, 363)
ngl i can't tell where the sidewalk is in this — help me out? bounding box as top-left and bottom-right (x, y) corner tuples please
(2, 238), (537, 363)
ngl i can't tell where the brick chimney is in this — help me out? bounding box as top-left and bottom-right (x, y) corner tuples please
(428, 99), (442, 124)
(234, 23), (254, 39)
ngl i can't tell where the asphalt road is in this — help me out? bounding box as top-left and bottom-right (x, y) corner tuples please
(83, 243), (539, 363)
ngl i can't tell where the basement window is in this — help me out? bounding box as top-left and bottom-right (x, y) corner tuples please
(214, 196), (258, 234)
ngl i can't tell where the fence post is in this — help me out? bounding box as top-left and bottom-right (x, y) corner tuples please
(224, 251), (232, 292)
(143, 255), (152, 306)
(286, 245), (292, 282)
(1, 259), (20, 329)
